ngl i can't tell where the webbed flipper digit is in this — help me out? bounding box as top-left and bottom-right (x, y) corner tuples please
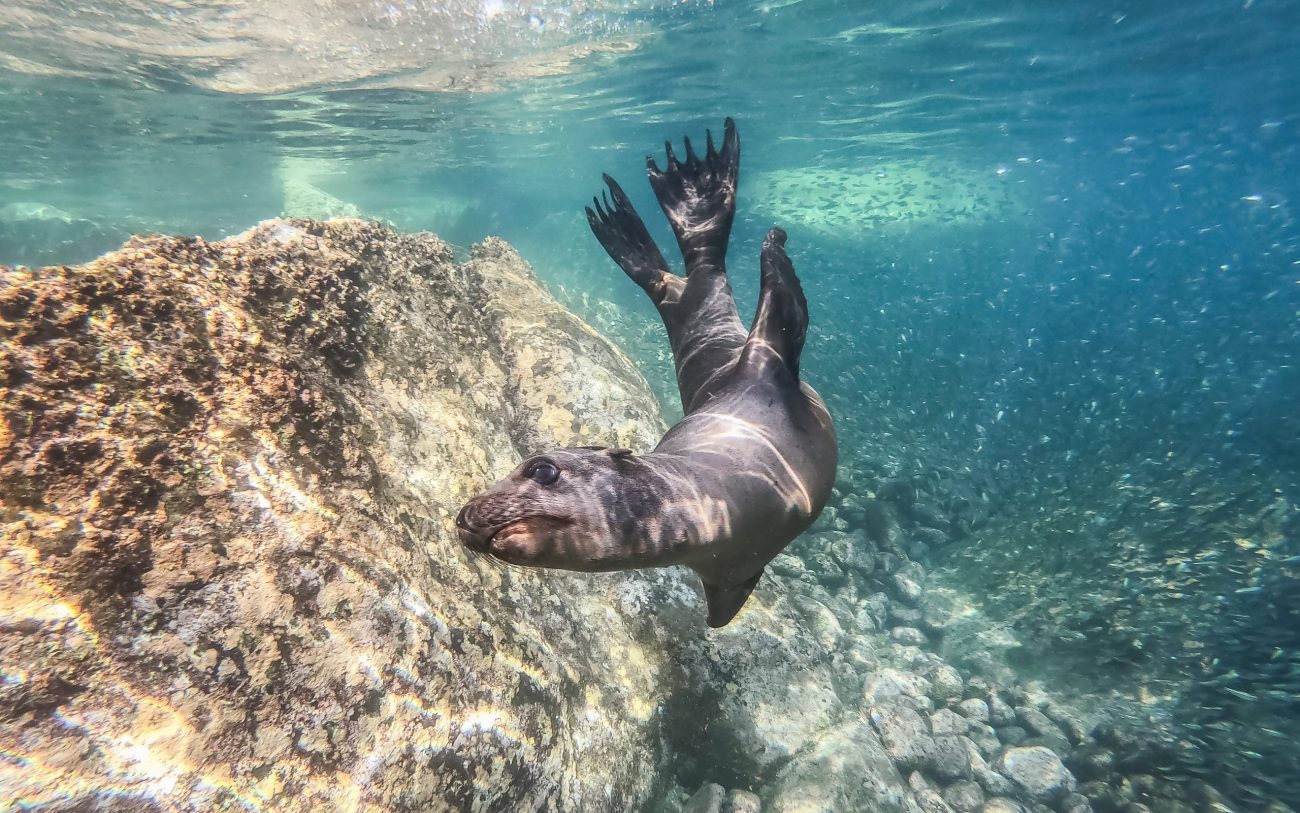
(586, 174), (684, 308)
(647, 117), (740, 272)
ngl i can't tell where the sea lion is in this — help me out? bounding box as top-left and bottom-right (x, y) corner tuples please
(456, 119), (837, 627)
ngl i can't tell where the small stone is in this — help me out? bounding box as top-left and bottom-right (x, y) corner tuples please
(808, 552), (846, 587)
(916, 789), (956, 813)
(897, 560), (927, 583)
(983, 799), (1028, 813)
(957, 698), (990, 722)
(930, 708), (970, 736)
(1043, 705), (1089, 745)
(1068, 746), (1115, 781)
(927, 664), (964, 703)
(998, 726), (1029, 746)
(864, 668), (933, 708)
(770, 554), (807, 578)
(878, 552), (902, 574)
(910, 502), (948, 531)
(921, 602), (956, 634)
(890, 605), (925, 627)
(995, 746), (1078, 803)
(967, 724), (1002, 760)
(892, 573), (925, 605)
(870, 703), (934, 771)
(829, 536), (875, 576)
(915, 526), (950, 548)
(964, 740), (1013, 795)
(925, 735), (974, 782)
(975, 763), (1018, 797)
(942, 781), (986, 813)
(891, 627), (929, 647)
(1060, 792), (1092, 813)
(988, 694), (1016, 726)
(682, 782), (726, 813)
(722, 789), (761, 813)
(862, 592), (891, 628)
(1015, 707), (1063, 738)
(1016, 707), (1071, 753)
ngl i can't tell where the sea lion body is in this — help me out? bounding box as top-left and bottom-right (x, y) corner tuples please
(457, 119), (837, 626)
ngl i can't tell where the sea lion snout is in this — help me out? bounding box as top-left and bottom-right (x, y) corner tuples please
(455, 484), (569, 563)
(455, 503), (491, 551)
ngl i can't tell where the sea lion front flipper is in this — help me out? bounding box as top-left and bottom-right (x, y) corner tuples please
(647, 117), (739, 272)
(586, 174), (685, 308)
(739, 227), (808, 380)
(702, 569), (764, 628)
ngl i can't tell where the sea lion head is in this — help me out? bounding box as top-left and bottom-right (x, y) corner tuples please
(455, 446), (655, 570)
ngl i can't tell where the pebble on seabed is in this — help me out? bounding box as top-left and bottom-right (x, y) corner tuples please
(891, 626), (930, 646)
(995, 746), (1078, 803)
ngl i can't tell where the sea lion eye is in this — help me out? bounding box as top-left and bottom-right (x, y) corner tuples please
(524, 459), (559, 485)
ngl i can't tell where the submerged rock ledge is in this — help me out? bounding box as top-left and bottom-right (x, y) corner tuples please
(0, 219), (676, 810)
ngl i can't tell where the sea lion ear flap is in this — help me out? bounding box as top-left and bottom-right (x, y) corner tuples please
(702, 570), (764, 628)
(606, 448), (634, 459)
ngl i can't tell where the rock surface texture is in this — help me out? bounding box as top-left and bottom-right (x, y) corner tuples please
(0, 219), (677, 811)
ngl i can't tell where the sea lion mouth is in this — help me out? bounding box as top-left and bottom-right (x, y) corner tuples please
(455, 510), (572, 560)
(487, 518), (531, 544)
(490, 514), (572, 544)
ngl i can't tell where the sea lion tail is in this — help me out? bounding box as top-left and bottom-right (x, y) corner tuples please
(646, 118), (739, 271)
(586, 174), (683, 307)
(740, 227), (808, 379)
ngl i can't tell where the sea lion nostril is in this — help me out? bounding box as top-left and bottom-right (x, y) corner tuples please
(455, 505), (489, 551)
(455, 503), (474, 531)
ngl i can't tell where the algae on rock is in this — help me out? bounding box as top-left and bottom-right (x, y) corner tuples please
(0, 218), (675, 812)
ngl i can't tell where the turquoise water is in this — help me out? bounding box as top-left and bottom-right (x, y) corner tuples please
(3, 0), (1299, 809)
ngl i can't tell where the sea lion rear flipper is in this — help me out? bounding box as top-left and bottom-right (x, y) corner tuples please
(586, 174), (685, 308)
(702, 569), (764, 628)
(739, 228), (808, 379)
(647, 118), (739, 272)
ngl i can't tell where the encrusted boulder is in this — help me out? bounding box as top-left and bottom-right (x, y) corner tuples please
(0, 219), (678, 811)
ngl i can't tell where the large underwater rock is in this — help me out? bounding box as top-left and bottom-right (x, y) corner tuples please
(0, 218), (682, 811)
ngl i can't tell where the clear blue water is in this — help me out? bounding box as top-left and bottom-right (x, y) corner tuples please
(3, 0), (1299, 808)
